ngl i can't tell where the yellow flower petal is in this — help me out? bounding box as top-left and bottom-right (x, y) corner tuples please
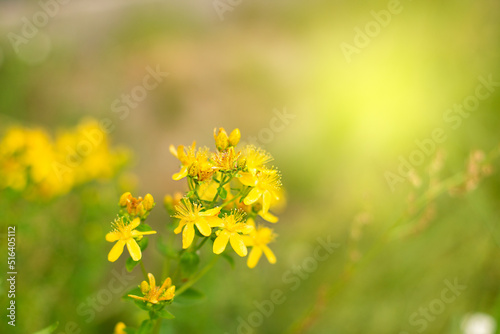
(259, 210), (278, 223)
(173, 167), (188, 181)
(174, 221), (185, 234)
(241, 235), (254, 247)
(108, 240), (126, 262)
(200, 206), (221, 216)
(206, 216), (222, 227)
(230, 233), (248, 257)
(239, 172), (258, 186)
(169, 144), (178, 158)
(195, 219), (212, 237)
(247, 247), (263, 268)
(148, 273), (156, 288)
(106, 231), (119, 242)
(244, 187), (262, 205)
(135, 230), (157, 237)
(129, 218), (141, 230)
(262, 245), (276, 264)
(233, 223), (254, 234)
(213, 231), (230, 254)
(126, 239), (142, 261)
(261, 190), (271, 214)
(182, 224), (195, 249)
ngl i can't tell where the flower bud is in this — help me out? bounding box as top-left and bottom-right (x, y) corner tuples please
(229, 128), (241, 146)
(163, 285), (176, 300)
(214, 128), (229, 151)
(140, 281), (150, 294)
(143, 193), (155, 211)
(114, 322), (126, 334)
(238, 157), (247, 170)
(119, 192), (132, 207)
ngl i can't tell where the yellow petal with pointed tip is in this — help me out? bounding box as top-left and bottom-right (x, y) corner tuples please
(173, 167), (188, 181)
(244, 188), (262, 205)
(247, 247), (263, 268)
(201, 206), (221, 216)
(259, 211), (278, 223)
(108, 240), (126, 262)
(213, 231), (230, 254)
(182, 224), (195, 249)
(230, 233), (248, 257)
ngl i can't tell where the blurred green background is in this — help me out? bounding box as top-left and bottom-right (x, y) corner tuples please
(1, 0), (500, 333)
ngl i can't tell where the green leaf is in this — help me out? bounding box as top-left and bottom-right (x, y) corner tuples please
(157, 309), (175, 319)
(221, 253), (235, 269)
(126, 256), (140, 272)
(174, 287), (206, 306)
(219, 186), (227, 200)
(123, 286), (142, 301)
(136, 223), (153, 232)
(134, 299), (151, 311)
(180, 251), (200, 276)
(33, 322), (59, 334)
(124, 328), (137, 334)
(137, 319), (154, 334)
(138, 236), (149, 251)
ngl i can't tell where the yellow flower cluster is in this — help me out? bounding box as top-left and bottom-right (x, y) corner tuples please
(168, 127), (283, 268)
(106, 193), (157, 262)
(128, 273), (175, 304)
(0, 119), (127, 199)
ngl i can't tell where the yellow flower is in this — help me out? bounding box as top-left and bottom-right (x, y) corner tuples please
(173, 198), (221, 249)
(169, 141), (197, 180)
(128, 273), (175, 304)
(213, 210), (253, 257)
(212, 146), (241, 171)
(119, 192), (155, 217)
(187, 148), (214, 181)
(169, 142), (214, 181)
(239, 168), (282, 214)
(242, 145), (273, 176)
(106, 217), (157, 262)
(237, 202), (279, 223)
(113, 322), (126, 334)
(243, 219), (277, 268)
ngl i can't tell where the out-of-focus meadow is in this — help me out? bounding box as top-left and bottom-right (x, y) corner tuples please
(1, 0), (500, 333)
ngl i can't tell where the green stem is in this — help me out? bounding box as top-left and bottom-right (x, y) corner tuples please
(195, 237), (209, 251)
(176, 255), (219, 296)
(153, 318), (162, 334)
(139, 260), (148, 281)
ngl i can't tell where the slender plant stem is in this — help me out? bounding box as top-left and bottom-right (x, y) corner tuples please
(286, 169), (479, 334)
(153, 318), (163, 334)
(176, 255), (219, 296)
